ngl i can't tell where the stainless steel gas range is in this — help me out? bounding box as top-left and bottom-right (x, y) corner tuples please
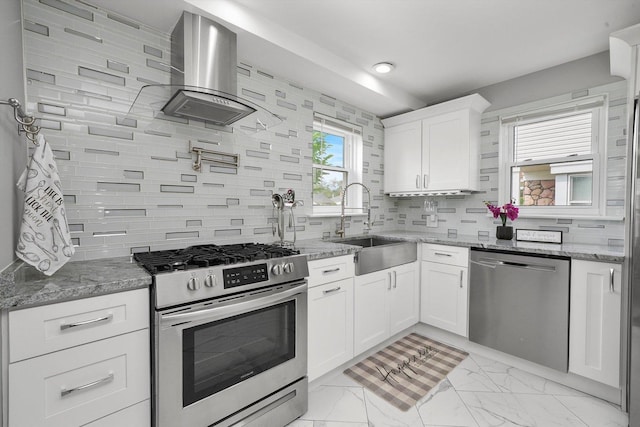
(134, 243), (309, 427)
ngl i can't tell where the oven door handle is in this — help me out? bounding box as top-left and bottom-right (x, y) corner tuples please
(159, 282), (306, 327)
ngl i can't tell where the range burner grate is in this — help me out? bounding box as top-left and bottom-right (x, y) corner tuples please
(134, 243), (300, 274)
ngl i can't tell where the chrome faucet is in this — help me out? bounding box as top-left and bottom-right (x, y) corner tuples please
(336, 182), (371, 238)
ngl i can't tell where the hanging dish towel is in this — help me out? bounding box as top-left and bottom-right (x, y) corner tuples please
(16, 134), (74, 275)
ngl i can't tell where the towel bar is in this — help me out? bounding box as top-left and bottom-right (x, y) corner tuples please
(1, 98), (40, 144)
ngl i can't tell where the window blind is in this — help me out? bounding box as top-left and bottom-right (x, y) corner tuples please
(313, 113), (362, 135)
(514, 111), (593, 163)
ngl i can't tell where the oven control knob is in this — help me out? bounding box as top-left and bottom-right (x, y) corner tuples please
(187, 277), (201, 291)
(204, 274), (216, 288)
(283, 262), (295, 274)
(272, 264), (284, 276)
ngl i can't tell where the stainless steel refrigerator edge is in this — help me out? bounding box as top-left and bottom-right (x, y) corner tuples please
(628, 95), (640, 427)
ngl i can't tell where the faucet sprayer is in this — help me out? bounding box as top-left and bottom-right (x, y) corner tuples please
(336, 182), (371, 238)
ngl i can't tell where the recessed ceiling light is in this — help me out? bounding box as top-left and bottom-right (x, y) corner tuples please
(372, 62), (394, 74)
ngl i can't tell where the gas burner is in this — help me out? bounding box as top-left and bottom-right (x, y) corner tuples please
(134, 243), (300, 275)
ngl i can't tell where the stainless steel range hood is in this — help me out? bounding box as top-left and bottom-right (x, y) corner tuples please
(163, 11), (256, 126)
(128, 11), (280, 132)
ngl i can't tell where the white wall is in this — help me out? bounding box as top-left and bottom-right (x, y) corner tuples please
(0, 0), (26, 271)
(476, 51), (622, 112)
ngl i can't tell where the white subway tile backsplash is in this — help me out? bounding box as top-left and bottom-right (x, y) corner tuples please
(107, 60), (130, 74)
(24, 19), (49, 35)
(27, 68), (55, 84)
(64, 27), (102, 43)
(143, 45), (163, 58)
(39, 0), (93, 20)
(88, 126), (133, 140)
(103, 209), (147, 217)
(78, 66), (126, 86)
(106, 13), (140, 29)
(97, 182), (140, 192)
(166, 231), (199, 240)
(21, 0), (623, 259)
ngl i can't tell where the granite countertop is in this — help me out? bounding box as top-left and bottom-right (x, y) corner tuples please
(295, 231), (625, 263)
(0, 231), (624, 310)
(294, 239), (362, 260)
(371, 231), (625, 262)
(0, 256), (151, 310)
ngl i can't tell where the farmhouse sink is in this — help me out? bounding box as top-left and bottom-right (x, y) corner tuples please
(331, 236), (417, 275)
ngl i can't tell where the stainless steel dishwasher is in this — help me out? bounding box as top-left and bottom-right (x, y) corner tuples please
(469, 248), (571, 372)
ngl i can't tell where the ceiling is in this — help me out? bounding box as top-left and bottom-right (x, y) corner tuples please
(86, 0), (640, 118)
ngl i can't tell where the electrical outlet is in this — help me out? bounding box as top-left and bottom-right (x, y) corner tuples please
(426, 214), (438, 228)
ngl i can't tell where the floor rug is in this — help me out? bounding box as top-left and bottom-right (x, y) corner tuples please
(344, 333), (468, 411)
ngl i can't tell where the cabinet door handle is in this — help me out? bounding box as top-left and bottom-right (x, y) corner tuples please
(434, 252), (452, 257)
(322, 268), (340, 274)
(609, 268), (615, 293)
(60, 314), (113, 331)
(460, 270), (464, 288)
(393, 270), (397, 288)
(423, 174), (429, 188)
(416, 175), (421, 189)
(323, 286), (341, 295)
(388, 272), (392, 290)
(61, 372), (114, 397)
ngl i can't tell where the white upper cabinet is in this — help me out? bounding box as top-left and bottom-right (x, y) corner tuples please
(384, 121), (423, 193)
(610, 22), (640, 96)
(382, 94), (490, 197)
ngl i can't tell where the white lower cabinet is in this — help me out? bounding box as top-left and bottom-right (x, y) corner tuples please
(307, 255), (355, 381)
(308, 278), (354, 381)
(7, 288), (150, 427)
(569, 260), (622, 388)
(354, 261), (419, 355)
(420, 244), (469, 337)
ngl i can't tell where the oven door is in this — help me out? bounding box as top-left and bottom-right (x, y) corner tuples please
(154, 282), (307, 427)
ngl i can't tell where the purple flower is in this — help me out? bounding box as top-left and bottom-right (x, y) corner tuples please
(485, 200), (519, 225)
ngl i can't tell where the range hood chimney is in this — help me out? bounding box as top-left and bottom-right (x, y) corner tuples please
(162, 11), (256, 126)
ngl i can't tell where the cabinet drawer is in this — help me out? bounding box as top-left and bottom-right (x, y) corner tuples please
(308, 255), (355, 288)
(9, 288), (149, 363)
(9, 329), (150, 427)
(82, 399), (150, 427)
(422, 244), (469, 267)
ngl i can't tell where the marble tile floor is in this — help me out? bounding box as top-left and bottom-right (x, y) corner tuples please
(288, 353), (629, 427)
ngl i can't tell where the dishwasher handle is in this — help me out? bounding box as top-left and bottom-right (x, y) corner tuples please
(471, 257), (556, 273)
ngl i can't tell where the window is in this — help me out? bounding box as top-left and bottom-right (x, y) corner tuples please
(312, 114), (363, 216)
(500, 96), (606, 217)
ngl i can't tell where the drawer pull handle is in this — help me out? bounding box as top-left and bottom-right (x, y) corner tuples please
(322, 268), (341, 274)
(323, 286), (341, 295)
(60, 314), (113, 331)
(61, 372), (114, 397)
(434, 252), (452, 257)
